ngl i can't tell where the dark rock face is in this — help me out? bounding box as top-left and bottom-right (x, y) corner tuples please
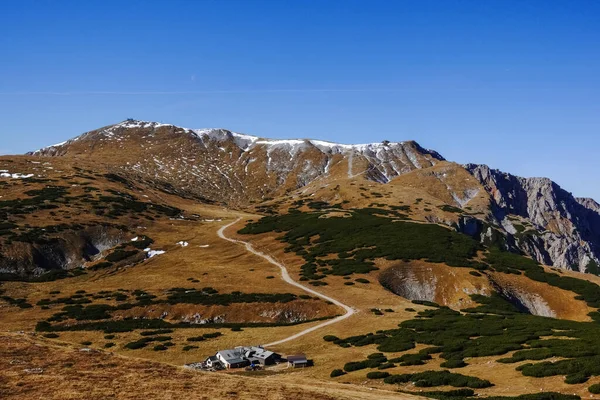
(0, 226), (126, 279)
(465, 164), (600, 272)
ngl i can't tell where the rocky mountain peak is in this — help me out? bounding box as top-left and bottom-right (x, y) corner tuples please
(465, 163), (600, 272)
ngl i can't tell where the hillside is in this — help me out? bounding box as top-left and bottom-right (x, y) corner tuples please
(28, 120), (600, 273)
(2, 119), (600, 400)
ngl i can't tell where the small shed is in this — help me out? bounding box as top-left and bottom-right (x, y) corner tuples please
(287, 354), (308, 368)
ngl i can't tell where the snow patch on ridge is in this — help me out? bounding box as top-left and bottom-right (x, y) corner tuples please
(0, 171), (34, 179)
(145, 248), (166, 258)
(31, 119), (445, 166)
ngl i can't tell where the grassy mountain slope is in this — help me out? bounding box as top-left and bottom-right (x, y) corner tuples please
(2, 120), (600, 399)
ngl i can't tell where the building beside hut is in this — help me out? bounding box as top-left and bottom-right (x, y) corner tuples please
(213, 346), (280, 369)
(286, 353), (308, 368)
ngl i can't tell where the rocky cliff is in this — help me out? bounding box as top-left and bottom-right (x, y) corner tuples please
(465, 163), (600, 272)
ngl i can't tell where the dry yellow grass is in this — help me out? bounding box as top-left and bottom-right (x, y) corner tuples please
(0, 332), (424, 400)
(4, 155), (600, 399)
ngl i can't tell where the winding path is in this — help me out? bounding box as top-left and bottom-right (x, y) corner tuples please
(217, 218), (355, 347)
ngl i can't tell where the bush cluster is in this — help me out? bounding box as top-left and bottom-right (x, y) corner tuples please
(239, 208), (481, 281)
(383, 370), (492, 388)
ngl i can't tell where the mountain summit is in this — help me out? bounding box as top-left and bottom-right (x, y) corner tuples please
(31, 119), (445, 201)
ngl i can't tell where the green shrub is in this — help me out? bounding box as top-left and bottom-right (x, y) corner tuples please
(104, 342), (116, 348)
(367, 371), (390, 379)
(125, 338), (153, 349)
(2, 296), (33, 309)
(330, 369), (346, 378)
(589, 384), (600, 394)
(43, 333), (59, 338)
(395, 352), (431, 366)
(564, 373), (589, 384)
(383, 370), (492, 388)
(238, 209), (480, 281)
(440, 359), (467, 368)
(344, 359), (384, 372)
(418, 389), (475, 399)
(412, 300), (440, 307)
(140, 329), (173, 336)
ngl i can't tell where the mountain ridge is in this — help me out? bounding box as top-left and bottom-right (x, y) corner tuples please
(19, 119), (600, 273)
(31, 119), (444, 157)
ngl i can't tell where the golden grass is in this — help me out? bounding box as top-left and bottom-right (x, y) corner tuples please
(0, 332), (423, 400)
(3, 155), (600, 398)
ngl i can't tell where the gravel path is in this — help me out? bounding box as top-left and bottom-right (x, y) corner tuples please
(217, 218), (355, 347)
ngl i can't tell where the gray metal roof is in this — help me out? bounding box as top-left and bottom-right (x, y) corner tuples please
(217, 349), (244, 361)
(216, 346), (279, 365)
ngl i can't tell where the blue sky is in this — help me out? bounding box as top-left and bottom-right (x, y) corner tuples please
(1, 0), (599, 199)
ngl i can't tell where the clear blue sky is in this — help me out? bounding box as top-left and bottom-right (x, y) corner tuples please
(1, 0), (599, 199)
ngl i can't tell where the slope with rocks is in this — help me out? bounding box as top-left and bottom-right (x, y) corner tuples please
(31, 119), (444, 207)
(27, 119), (600, 274)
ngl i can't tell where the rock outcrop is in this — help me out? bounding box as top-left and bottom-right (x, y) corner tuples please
(465, 163), (600, 272)
(0, 225), (127, 279)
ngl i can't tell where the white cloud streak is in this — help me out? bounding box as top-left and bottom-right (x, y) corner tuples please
(0, 88), (406, 96)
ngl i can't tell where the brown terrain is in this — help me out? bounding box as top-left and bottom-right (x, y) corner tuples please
(2, 120), (600, 399)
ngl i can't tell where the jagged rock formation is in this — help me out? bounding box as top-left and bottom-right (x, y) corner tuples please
(465, 164), (600, 272)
